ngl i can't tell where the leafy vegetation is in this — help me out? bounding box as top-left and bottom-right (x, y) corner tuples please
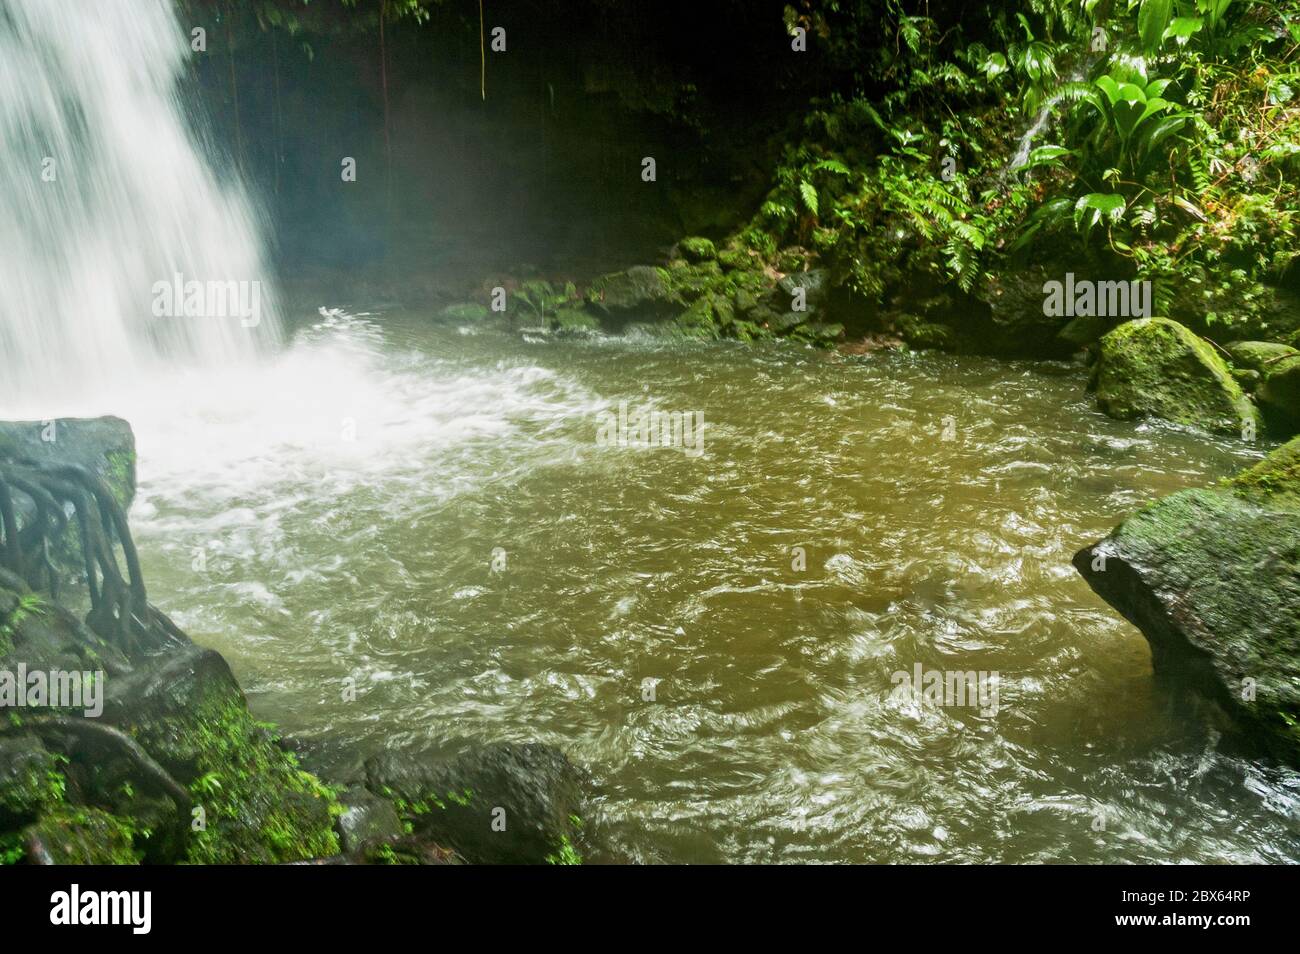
(727, 1), (1300, 340)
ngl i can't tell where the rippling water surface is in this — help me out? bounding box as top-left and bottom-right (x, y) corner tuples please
(116, 310), (1299, 863)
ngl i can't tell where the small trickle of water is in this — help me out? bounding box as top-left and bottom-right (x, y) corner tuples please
(1006, 62), (1091, 174)
(0, 0), (279, 406)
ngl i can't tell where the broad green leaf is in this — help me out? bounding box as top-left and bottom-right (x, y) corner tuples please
(1138, 0), (1174, 53)
(1164, 16), (1203, 44)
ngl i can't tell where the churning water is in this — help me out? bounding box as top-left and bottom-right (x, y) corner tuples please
(2, 0), (1298, 865)
(115, 313), (1297, 865)
(0, 0), (278, 405)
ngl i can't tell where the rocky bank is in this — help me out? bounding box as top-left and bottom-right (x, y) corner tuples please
(0, 418), (591, 865)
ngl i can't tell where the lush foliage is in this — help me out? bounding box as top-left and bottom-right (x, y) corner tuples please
(742, 1), (1300, 334)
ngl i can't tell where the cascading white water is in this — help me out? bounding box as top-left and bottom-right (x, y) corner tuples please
(0, 0), (279, 408)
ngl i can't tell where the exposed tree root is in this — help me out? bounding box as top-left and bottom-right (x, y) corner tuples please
(1, 717), (192, 862)
(0, 457), (185, 656)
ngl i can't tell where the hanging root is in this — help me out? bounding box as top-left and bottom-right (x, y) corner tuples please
(0, 456), (185, 656)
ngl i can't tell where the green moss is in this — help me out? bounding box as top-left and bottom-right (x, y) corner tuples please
(1088, 479), (1300, 764)
(677, 236), (717, 263)
(1224, 341), (1300, 374)
(439, 302), (491, 322)
(545, 834), (583, 865)
(1227, 435), (1300, 502)
(0, 740), (65, 826)
(103, 449), (135, 510)
(716, 248), (754, 271)
(548, 308), (602, 334)
(1093, 318), (1262, 436)
(179, 698), (340, 864)
(24, 807), (141, 864)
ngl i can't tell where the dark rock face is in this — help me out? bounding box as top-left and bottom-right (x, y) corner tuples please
(0, 416), (136, 509)
(365, 741), (587, 864)
(1258, 355), (1300, 436)
(1074, 437), (1300, 766)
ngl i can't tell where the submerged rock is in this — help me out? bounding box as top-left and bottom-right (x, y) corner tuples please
(1090, 318), (1261, 436)
(1074, 436), (1300, 766)
(365, 741), (587, 864)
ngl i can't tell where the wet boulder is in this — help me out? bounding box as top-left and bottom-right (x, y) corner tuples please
(365, 741), (587, 864)
(0, 735), (62, 829)
(1074, 436), (1300, 766)
(777, 268), (830, 315)
(586, 266), (681, 322)
(1224, 340), (1300, 374)
(676, 236), (717, 263)
(974, 266), (1080, 358)
(1090, 318), (1261, 436)
(1256, 353), (1300, 437)
(334, 785), (405, 853)
(0, 416), (136, 510)
(100, 645), (340, 864)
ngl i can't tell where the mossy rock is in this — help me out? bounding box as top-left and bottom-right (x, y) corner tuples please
(365, 741), (588, 865)
(0, 417), (135, 510)
(792, 322), (845, 345)
(775, 246), (810, 273)
(586, 266), (680, 320)
(1056, 314), (1113, 349)
(0, 735), (63, 829)
(676, 236), (717, 263)
(102, 646), (339, 864)
(1075, 435), (1300, 766)
(336, 786), (405, 854)
(1256, 352), (1300, 437)
(664, 261), (723, 303)
(438, 302), (491, 323)
(1224, 340), (1300, 374)
(673, 300), (723, 339)
(1091, 318), (1261, 436)
(23, 807), (140, 864)
(717, 248), (755, 272)
(547, 308), (603, 335)
(730, 319), (773, 342)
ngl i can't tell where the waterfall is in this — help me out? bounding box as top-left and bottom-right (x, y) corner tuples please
(0, 0), (280, 409)
(1005, 60), (1093, 176)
